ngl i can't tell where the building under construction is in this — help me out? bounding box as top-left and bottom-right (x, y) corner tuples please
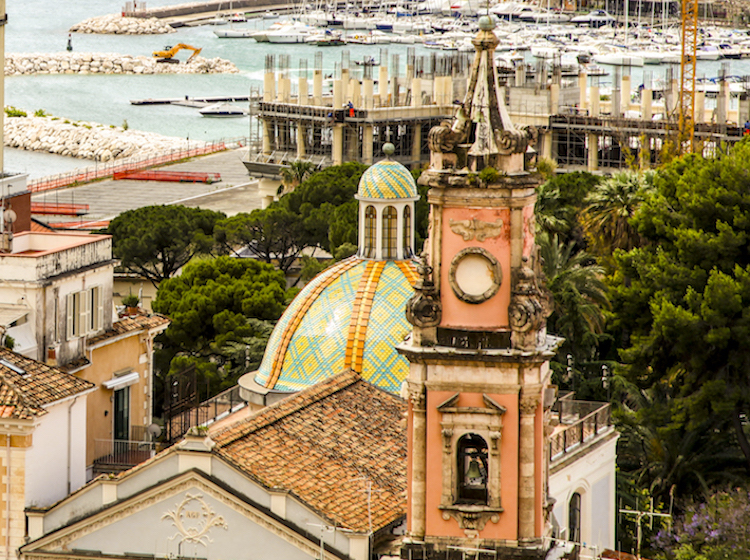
(246, 48), (749, 204)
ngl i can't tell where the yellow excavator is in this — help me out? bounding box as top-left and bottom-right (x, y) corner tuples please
(152, 43), (202, 64)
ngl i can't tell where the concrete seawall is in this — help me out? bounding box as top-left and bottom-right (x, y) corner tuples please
(5, 53), (238, 76)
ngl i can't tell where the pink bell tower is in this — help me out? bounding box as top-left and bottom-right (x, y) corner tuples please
(398, 16), (562, 560)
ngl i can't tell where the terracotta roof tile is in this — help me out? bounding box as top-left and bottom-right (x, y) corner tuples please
(213, 370), (406, 533)
(86, 313), (170, 346)
(0, 348), (95, 420)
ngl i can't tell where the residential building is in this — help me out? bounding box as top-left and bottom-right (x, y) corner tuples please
(0, 347), (94, 559)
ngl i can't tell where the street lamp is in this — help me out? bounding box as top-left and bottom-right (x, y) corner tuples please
(601, 364), (610, 401)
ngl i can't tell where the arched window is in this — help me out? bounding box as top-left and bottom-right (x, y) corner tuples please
(569, 492), (581, 543)
(456, 434), (488, 504)
(382, 206), (398, 259)
(364, 206), (376, 258)
(403, 206), (412, 257)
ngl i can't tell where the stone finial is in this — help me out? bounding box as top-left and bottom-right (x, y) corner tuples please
(509, 257), (552, 351)
(405, 253), (442, 331)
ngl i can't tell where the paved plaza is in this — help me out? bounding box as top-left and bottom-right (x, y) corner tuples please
(32, 148), (264, 226)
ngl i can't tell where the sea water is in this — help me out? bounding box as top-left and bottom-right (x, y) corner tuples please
(3, 0), (749, 178)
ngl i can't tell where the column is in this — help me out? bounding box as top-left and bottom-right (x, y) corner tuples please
(408, 382), (427, 539)
(313, 69), (323, 106)
(298, 76), (309, 105)
(641, 87), (652, 120)
(332, 125), (344, 166)
(588, 133), (599, 171)
(518, 393), (539, 541)
(363, 125), (374, 165)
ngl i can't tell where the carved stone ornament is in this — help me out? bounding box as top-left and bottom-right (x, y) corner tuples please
(509, 256), (551, 351)
(449, 217), (504, 242)
(162, 493), (228, 547)
(449, 247), (503, 304)
(440, 507), (502, 535)
(405, 254), (442, 328)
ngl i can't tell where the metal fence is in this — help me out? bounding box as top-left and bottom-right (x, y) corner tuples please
(27, 137), (250, 193)
(165, 384), (246, 445)
(93, 439), (158, 468)
(549, 400), (611, 460)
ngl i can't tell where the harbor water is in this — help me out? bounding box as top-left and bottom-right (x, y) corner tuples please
(5, 0), (750, 178)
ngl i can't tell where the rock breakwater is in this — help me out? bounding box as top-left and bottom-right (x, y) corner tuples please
(5, 53), (239, 76)
(5, 116), (203, 162)
(70, 14), (175, 34)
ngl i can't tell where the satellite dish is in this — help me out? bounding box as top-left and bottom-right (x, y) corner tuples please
(3, 209), (16, 224)
(147, 423), (163, 438)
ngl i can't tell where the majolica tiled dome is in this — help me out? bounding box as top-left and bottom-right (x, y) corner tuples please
(357, 160), (418, 200)
(254, 257), (418, 394)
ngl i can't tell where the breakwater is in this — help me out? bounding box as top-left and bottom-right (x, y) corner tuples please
(70, 14), (175, 34)
(4, 115), (204, 162)
(5, 53), (239, 76)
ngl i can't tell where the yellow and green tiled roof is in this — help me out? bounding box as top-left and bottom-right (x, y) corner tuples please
(357, 160), (418, 200)
(255, 257), (418, 394)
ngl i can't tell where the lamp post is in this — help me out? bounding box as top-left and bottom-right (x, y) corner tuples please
(601, 364), (610, 401)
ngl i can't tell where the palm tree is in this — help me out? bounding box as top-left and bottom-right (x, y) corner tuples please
(582, 170), (654, 256)
(538, 231), (609, 361)
(279, 161), (318, 194)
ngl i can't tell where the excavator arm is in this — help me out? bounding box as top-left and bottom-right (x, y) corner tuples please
(152, 43), (202, 63)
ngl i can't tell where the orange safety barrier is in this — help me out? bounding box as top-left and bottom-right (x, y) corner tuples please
(31, 202), (90, 215)
(113, 170), (221, 183)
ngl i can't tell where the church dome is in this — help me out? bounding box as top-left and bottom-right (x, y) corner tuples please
(253, 257), (418, 394)
(357, 159), (418, 200)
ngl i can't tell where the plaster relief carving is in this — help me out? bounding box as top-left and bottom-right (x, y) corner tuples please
(162, 493), (228, 547)
(405, 254), (442, 329)
(449, 218), (504, 242)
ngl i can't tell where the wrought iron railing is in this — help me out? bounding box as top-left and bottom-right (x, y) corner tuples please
(549, 400), (611, 461)
(93, 439), (158, 468)
(165, 384), (246, 445)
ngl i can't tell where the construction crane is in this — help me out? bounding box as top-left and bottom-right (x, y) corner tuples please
(152, 43), (202, 64)
(679, 0), (699, 154)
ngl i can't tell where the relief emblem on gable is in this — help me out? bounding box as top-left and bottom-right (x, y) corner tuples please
(162, 493), (228, 547)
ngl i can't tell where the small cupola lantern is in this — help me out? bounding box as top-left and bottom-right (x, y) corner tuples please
(355, 143), (420, 261)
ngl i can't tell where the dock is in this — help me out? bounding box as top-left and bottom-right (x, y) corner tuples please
(130, 95), (256, 106)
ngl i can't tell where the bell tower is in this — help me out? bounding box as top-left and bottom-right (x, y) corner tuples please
(398, 16), (562, 560)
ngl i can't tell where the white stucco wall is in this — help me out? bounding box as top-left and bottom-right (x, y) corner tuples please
(548, 432), (618, 554)
(26, 396), (88, 508)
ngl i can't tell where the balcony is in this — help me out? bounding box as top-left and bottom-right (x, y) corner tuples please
(165, 384), (247, 445)
(92, 425), (161, 475)
(549, 399), (613, 462)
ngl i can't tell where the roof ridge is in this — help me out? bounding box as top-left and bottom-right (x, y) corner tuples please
(214, 369), (361, 447)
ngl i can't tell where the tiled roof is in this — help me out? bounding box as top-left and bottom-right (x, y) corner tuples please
(213, 370), (407, 533)
(255, 257), (417, 394)
(0, 348), (95, 420)
(357, 160), (418, 200)
(86, 313), (170, 346)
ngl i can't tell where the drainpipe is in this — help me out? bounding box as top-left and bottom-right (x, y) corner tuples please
(67, 396), (78, 495)
(6, 433), (10, 560)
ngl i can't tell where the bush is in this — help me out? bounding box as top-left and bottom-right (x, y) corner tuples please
(5, 106), (27, 118)
(34, 109), (48, 117)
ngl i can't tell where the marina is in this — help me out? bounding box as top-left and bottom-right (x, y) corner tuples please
(6, 0), (750, 180)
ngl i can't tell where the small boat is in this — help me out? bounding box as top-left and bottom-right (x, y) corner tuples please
(199, 102), (246, 117)
(354, 56), (379, 66)
(214, 27), (256, 38)
(228, 12), (247, 22)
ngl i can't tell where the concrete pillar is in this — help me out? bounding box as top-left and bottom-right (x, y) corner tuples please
(621, 74), (631, 114)
(696, 90), (706, 124)
(550, 83), (560, 115)
(298, 77), (309, 105)
(332, 125), (344, 165)
(313, 70), (323, 105)
(515, 63), (525, 87)
(363, 78), (374, 110)
(333, 78), (343, 109)
(590, 85), (600, 117)
(391, 76), (400, 107)
(541, 130), (553, 160)
(518, 394), (539, 541)
(363, 125), (374, 165)
(412, 77), (422, 107)
(717, 78), (728, 124)
(578, 70), (587, 112)
(350, 78), (361, 108)
(297, 123), (306, 158)
(379, 65), (389, 105)
(641, 88), (652, 120)
(411, 122), (422, 166)
(263, 70), (276, 102)
(258, 178), (280, 209)
(262, 120), (272, 156)
(588, 133), (599, 171)
(277, 76), (291, 103)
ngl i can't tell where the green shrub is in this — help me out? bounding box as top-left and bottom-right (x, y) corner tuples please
(34, 109), (48, 117)
(478, 166), (500, 184)
(5, 106), (27, 118)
